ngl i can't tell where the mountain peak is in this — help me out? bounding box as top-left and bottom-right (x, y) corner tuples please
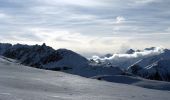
(126, 49), (135, 54)
(42, 43), (46, 47)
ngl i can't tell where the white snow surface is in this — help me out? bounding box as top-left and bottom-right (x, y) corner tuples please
(43, 49), (88, 69)
(0, 57), (170, 100)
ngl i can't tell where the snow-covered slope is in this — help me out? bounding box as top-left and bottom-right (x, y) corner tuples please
(0, 57), (170, 100)
(128, 59), (170, 81)
(1, 43), (170, 82)
(43, 49), (89, 69)
(91, 75), (170, 91)
(0, 43), (123, 78)
(127, 49), (170, 81)
(91, 47), (170, 81)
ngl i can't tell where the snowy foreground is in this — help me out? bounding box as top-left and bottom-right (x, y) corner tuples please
(0, 58), (170, 100)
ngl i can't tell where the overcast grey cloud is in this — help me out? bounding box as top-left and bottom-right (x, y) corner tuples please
(0, 0), (170, 55)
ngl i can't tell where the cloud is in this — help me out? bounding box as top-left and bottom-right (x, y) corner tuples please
(41, 0), (104, 7)
(0, 32), (43, 43)
(0, 0), (170, 56)
(0, 13), (7, 18)
(91, 47), (164, 67)
(132, 0), (160, 5)
(17, 27), (130, 55)
(112, 16), (126, 31)
(115, 16), (125, 24)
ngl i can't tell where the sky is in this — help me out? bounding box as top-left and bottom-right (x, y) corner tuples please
(0, 0), (170, 56)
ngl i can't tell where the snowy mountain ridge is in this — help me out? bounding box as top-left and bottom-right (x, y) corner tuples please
(91, 47), (164, 68)
(0, 43), (88, 69)
(0, 43), (123, 78)
(90, 47), (170, 81)
(0, 43), (170, 82)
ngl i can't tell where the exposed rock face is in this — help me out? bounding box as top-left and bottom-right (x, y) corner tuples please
(0, 43), (88, 69)
(0, 43), (12, 55)
(126, 49), (135, 54)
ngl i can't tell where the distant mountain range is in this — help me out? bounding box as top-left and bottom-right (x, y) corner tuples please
(91, 47), (170, 81)
(0, 43), (170, 82)
(127, 49), (170, 81)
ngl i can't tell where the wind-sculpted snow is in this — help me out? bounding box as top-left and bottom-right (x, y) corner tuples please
(0, 57), (170, 100)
